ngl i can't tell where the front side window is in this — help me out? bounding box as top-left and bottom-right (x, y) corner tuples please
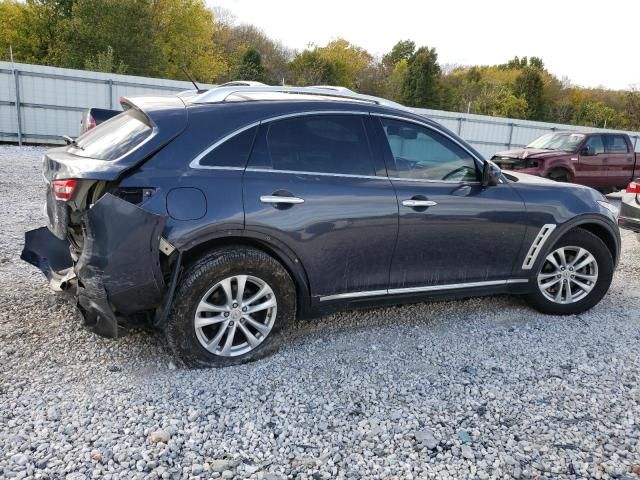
(380, 118), (477, 182)
(200, 126), (257, 167)
(72, 109), (152, 161)
(606, 135), (629, 153)
(584, 135), (605, 155)
(253, 114), (375, 176)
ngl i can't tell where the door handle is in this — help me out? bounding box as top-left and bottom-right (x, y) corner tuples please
(402, 199), (437, 208)
(260, 195), (305, 205)
(602, 157), (608, 163)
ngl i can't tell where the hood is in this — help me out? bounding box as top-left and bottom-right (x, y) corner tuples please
(493, 148), (572, 160)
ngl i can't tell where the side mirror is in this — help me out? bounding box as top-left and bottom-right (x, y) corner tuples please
(482, 160), (502, 187)
(581, 145), (593, 156)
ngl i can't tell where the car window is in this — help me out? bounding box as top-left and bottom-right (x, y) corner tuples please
(72, 109), (152, 161)
(380, 118), (477, 182)
(584, 135), (605, 155)
(606, 135), (629, 154)
(255, 114), (375, 176)
(200, 126), (257, 167)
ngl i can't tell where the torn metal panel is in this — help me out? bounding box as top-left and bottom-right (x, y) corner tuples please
(76, 193), (167, 315)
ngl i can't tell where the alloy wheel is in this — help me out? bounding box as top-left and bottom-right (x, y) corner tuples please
(537, 246), (598, 304)
(194, 275), (277, 357)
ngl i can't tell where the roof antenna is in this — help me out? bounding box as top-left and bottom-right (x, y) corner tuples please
(182, 67), (206, 93)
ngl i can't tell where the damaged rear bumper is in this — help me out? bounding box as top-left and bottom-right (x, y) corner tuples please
(22, 194), (168, 338)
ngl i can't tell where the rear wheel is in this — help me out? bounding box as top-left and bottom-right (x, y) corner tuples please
(524, 229), (613, 315)
(165, 248), (296, 368)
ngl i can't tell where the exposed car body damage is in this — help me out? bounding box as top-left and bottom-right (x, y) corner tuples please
(23, 193), (169, 338)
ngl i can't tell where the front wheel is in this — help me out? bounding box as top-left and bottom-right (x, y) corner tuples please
(524, 229), (614, 315)
(165, 248), (296, 368)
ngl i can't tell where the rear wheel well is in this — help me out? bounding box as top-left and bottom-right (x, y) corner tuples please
(569, 224), (617, 263)
(181, 237), (310, 310)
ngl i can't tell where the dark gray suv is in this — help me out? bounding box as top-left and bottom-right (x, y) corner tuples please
(23, 86), (621, 367)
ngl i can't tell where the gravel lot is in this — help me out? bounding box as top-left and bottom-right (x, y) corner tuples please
(1, 145), (640, 480)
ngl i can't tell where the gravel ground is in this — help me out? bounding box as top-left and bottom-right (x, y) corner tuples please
(2, 145), (640, 480)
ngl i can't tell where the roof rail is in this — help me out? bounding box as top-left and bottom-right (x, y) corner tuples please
(190, 85), (408, 111)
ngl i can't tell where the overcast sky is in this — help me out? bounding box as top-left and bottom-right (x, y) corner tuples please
(208, 0), (640, 90)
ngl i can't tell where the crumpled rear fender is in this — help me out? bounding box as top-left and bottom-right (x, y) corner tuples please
(22, 193), (168, 338)
(77, 193), (167, 315)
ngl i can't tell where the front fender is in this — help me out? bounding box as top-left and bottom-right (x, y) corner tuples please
(526, 214), (620, 275)
(539, 157), (576, 178)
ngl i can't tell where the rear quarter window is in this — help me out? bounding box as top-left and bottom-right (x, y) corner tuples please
(71, 109), (152, 161)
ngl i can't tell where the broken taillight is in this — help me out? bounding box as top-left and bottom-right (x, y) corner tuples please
(627, 181), (640, 194)
(51, 179), (77, 201)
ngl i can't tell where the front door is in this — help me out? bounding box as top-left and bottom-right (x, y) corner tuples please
(576, 135), (609, 186)
(375, 116), (527, 290)
(243, 113), (398, 298)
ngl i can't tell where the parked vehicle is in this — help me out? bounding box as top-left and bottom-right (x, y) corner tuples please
(492, 131), (638, 190)
(79, 107), (120, 134)
(22, 86), (621, 367)
(619, 180), (640, 235)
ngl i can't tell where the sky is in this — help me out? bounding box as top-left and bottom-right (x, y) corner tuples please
(208, 0), (640, 91)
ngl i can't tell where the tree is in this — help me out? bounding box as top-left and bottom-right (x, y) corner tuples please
(382, 40), (415, 70)
(401, 46), (442, 108)
(235, 47), (265, 81)
(59, 0), (160, 76)
(385, 59), (408, 102)
(150, 0), (225, 82)
(214, 21), (291, 84)
(288, 49), (337, 86)
(316, 38), (372, 88)
(514, 66), (546, 120)
(84, 45), (127, 74)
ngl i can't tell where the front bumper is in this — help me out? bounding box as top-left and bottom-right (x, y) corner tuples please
(619, 193), (640, 234)
(22, 193), (168, 338)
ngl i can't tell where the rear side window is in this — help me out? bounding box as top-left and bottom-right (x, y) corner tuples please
(606, 135), (629, 153)
(72, 110), (152, 161)
(250, 114), (375, 176)
(200, 126), (257, 167)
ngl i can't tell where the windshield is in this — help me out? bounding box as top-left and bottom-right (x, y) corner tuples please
(70, 109), (152, 161)
(526, 133), (585, 152)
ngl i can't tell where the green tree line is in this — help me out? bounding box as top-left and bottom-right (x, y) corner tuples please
(1, 0), (639, 129)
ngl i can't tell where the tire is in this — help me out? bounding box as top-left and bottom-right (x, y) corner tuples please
(165, 247), (296, 368)
(524, 228), (613, 315)
(547, 169), (571, 183)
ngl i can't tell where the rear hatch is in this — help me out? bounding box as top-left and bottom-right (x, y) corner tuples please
(43, 96), (187, 239)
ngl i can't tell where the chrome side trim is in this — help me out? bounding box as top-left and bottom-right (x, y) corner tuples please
(319, 289), (388, 302)
(318, 279), (529, 302)
(258, 110), (369, 123)
(189, 122), (260, 170)
(522, 224), (557, 270)
(388, 176), (481, 185)
(245, 167), (381, 180)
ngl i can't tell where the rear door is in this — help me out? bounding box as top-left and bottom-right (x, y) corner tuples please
(242, 112), (398, 299)
(375, 115), (527, 290)
(576, 135), (609, 186)
(605, 134), (635, 188)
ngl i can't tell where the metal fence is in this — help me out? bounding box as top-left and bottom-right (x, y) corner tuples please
(2, 61), (639, 158)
